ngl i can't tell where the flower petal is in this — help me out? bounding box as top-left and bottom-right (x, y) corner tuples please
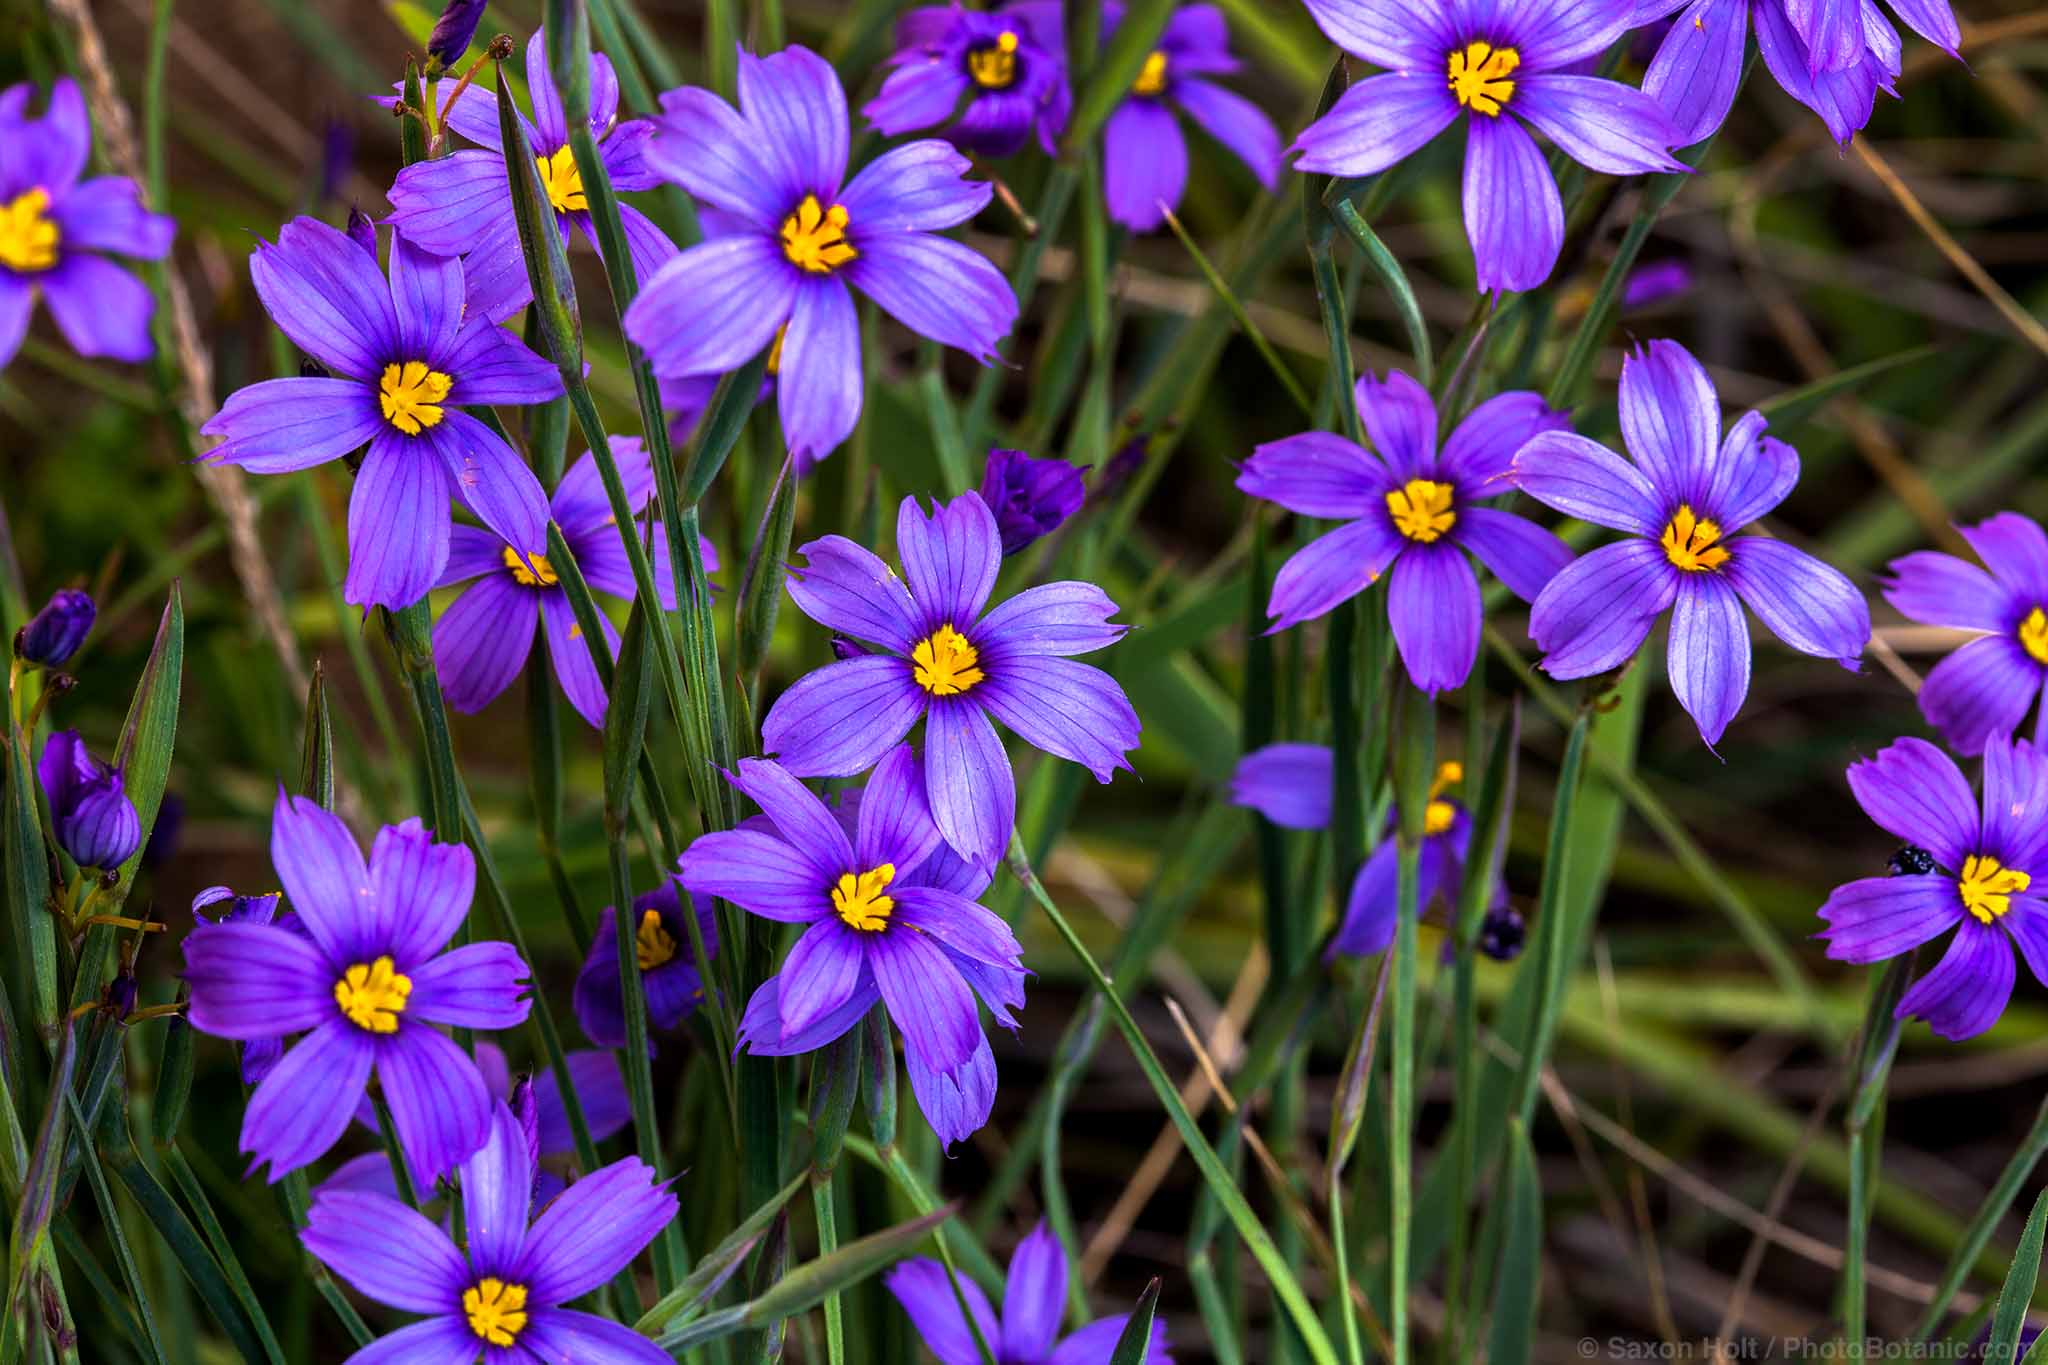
(1845, 735), (1978, 869)
(368, 818), (476, 966)
(1817, 875), (1962, 963)
(737, 970), (879, 1056)
(50, 177), (174, 257)
(844, 232), (1017, 363)
(269, 789), (372, 965)
(1666, 573), (1751, 747)
(535, 1051), (633, 1151)
(1231, 743), (1334, 831)
(1960, 512), (2048, 604)
(1701, 412), (1800, 530)
(1354, 370), (1439, 482)
(1511, 431), (1664, 536)
(346, 435), (451, 611)
(1266, 518), (1404, 631)
(1530, 539), (1675, 679)
(1617, 339), (1719, 503)
(737, 46), (849, 202)
(250, 216), (399, 379)
(386, 149), (511, 257)
(424, 408), (549, 559)
(434, 575), (539, 717)
(1290, 73), (1458, 178)
(441, 318), (563, 407)
(1002, 1224), (1069, 1364)
(762, 656), (927, 777)
(1882, 549), (2011, 632)
(375, 1026), (493, 1185)
(242, 1019), (374, 1181)
(893, 886), (1023, 971)
(838, 139), (993, 233)
(976, 655), (1141, 781)
(1236, 432), (1385, 518)
(777, 276), (863, 465)
(1917, 638), (2044, 759)
(885, 1258), (999, 1365)
(1437, 390), (1570, 489)
(519, 1308), (675, 1365)
(519, 1156), (678, 1304)
(646, 86), (792, 229)
(1511, 75), (1682, 175)
(1896, 919), (2013, 1041)
(389, 235), (464, 363)
(182, 921), (336, 1040)
(974, 582), (1130, 657)
(728, 756), (857, 876)
(899, 493), (1004, 630)
(540, 589), (618, 731)
(41, 254), (156, 362)
(680, 829), (830, 923)
(1297, 0), (1452, 68)
(923, 700), (1016, 865)
(1725, 537), (1868, 665)
(407, 943), (530, 1029)
(625, 235), (797, 380)
(1464, 114), (1562, 293)
(1644, 0), (1751, 146)
(1983, 735), (2048, 874)
(1175, 77), (1281, 187)
(1389, 543), (1481, 695)
(301, 1189), (467, 1312)
(856, 743), (944, 875)
(461, 1100), (533, 1273)
(199, 377), (383, 474)
(1455, 507), (1573, 603)
(1101, 97), (1188, 232)
(1048, 1316), (1172, 1365)
(777, 919), (870, 1040)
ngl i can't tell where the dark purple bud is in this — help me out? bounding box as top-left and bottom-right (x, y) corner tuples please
(18, 589), (94, 667)
(105, 972), (137, 1022)
(36, 731), (141, 871)
(141, 792), (182, 870)
(344, 206), (376, 259)
(426, 0), (489, 74)
(829, 637), (871, 661)
(511, 1075), (542, 1185)
(1478, 905), (1525, 963)
(1621, 259), (1693, 311)
(978, 448), (1087, 556)
(1095, 435), (1150, 501)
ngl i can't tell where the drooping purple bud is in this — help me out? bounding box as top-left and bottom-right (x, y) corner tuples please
(37, 730), (141, 871)
(978, 448), (1087, 556)
(344, 205), (376, 259)
(17, 589), (95, 667)
(1621, 260), (1693, 311)
(104, 972), (137, 1022)
(510, 1075), (542, 1195)
(426, 0), (490, 75)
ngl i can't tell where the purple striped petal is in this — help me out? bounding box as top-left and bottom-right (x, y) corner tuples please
(626, 235), (798, 380)
(1298, 0), (1453, 68)
(1438, 391), (1570, 489)
(1101, 97), (1188, 232)
(1883, 550), (2012, 632)
(518, 1157), (678, 1304)
(462, 1100), (533, 1273)
(1231, 743), (1334, 831)
(540, 589), (618, 731)
(368, 818), (474, 966)
(1002, 1223), (1069, 1363)
(343, 1318), (480, 1365)
(1530, 539), (1676, 678)
(8, 80), (89, 192)
(426, 408), (548, 559)
(899, 493), (1003, 630)
(856, 743), (944, 875)
(893, 887), (1023, 970)
(1237, 432), (1385, 518)
(441, 319), (563, 407)
(1918, 638), (2044, 759)
(249, 217), (398, 379)
(389, 235), (463, 362)
(1846, 736), (1977, 869)
(346, 435), (451, 610)
(1389, 542), (1481, 694)
(375, 1026), (493, 1185)
(1667, 573), (1751, 746)
(1355, 371), (1439, 482)
(924, 700), (1016, 865)
(1498, 0), (1638, 67)
(242, 1019), (374, 1181)
(762, 656), (927, 776)
(1511, 431), (1665, 535)
(865, 63), (973, 140)
(892, 1001), (995, 1147)
(1982, 735), (2048, 873)
(0, 276), (30, 370)
(1725, 537), (1868, 665)
(1266, 519), (1405, 631)
(1702, 412), (1799, 530)
(886, 1258), (999, 1365)
(1897, 919), (2013, 1040)
(787, 535), (923, 652)
(520, 1309), (674, 1365)
(40, 254), (156, 362)
(1817, 875), (1961, 962)
(1290, 73), (1459, 178)
(737, 47), (849, 203)
(536, 1051), (634, 1151)
(1960, 512), (2048, 604)
(778, 276), (863, 464)
(199, 377), (383, 474)
(269, 790), (373, 964)
(1455, 507), (1573, 603)
(844, 232), (1017, 363)
(1645, 0), (1751, 146)
(1884, 0), (1961, 55)
(839, 140), (993, 233)
(1511, 75), (1682, 175)
(50, 177), (173, 258)
(646, 86), (792, 230)
(977, 654), (1140, 780)
(386, 149), (511, 256)
(434, 574), (538, 716)
(777, 920), (870, 1039)
(1176, 78), (1281, 187)
(302, 1189), (468, 1311)
(407, 943), (530, 1029)
(975, 582), (1130, 657)
(2002, 903), (2048, 991)
(1754, 0), (1893, 145)
(728, 756), (858, 876)
(1465, 114), (1563, 294)
(182, 922), (335, 1039)
(1048, 1316), (1172, 1365)
(552, 438), (654, 533)
(680, 829), (831, 923)
(737, 970), (879, 1056)
(442, 524), (514, 589)
(1786, 0), (1868, 72)
(1330, 841), (1400, 958)
(1618, 340), (1718, 503)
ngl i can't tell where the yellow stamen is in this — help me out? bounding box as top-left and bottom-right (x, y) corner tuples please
(536, 144), (587, 214)
(1659, 505), (1730, 573)
(333, 956), (411, 1034)
(967, 30), (1021, 89)
(1133, 49), (1169, 97)
(1447, 41), (1520, 117)
(501, 544), (558, 587)
(0, 188), (59, 273)
(2021, 607), (2048, 667)
(635, 907), (677, 971)
(780, 194), (856, 274)
(766, 322), (788, 377)
(832, 864), (897, 932)
(462, 1278), (530, 1347)
(1959, 854), (2031, 925)
(1386, 480), (1457, 543)
(1424, 761), (1464, 836)
(912, 624), (985, 696)
(378, 360), (453, 435)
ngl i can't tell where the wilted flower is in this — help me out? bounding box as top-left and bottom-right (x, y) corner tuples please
(303, 1099), (674, 1362)
(0, 78), (175, 370)
(679, 747), (1027, 1148)
(625, 46), (1018, 467)
(1641, 0), (1958, 147)
(1095, 3), (1281, 232)
(182, 794), (532, 1182)
(426, 0), (490, 74)
(887, 1221), (1173, 1364)
(385, 30), (677, 323)
(762, 491), (1140, 864)
(1882, 513), (2048, 756)
(1291, 0), (1683, 292)
(1513, 340), (1870, 746)
(435, 438), (715, 728)
(1817, 735), (2048, 1041)
(865, 3), (1071, 157)
(1237, 371), (1573, 694)
(18, 589), (95, 667)
(38, 730), (140, 871)
(572, 876), (720, 1050)
(979, 448), (1086, 555)
(200, 220), (562, 609)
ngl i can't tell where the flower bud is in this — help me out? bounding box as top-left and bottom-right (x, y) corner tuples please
(37, 730), (141, 871)
(1622, 259), (1693, 311)
(426, 0), (489, 75)
(978, 448), (1086, 556)
(1478, 905), (1526, 963)
(345, 206), (376, 259)
(17, 589), (94, 667)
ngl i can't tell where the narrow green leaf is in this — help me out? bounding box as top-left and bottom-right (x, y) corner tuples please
(1109, 1279), (1163, 1365)
(1484, 1121), (1543, 1365)
(636, 1172), (808, 1334)
(498, 67), (582, 377)
(1757, 345), (1940, 430)
(1987, 1186), (2048, 1364)
(1160, 207), (1313, 417)
(296, 660), (333, 811)
(111, 583), (183, 891)
(737, 457), (798, 690)
(743, 1204), (958, 1325)
(601, 600), (654, 819)
(1911, 1097), (2048, 1340)
(1330, 198), (1432, 386)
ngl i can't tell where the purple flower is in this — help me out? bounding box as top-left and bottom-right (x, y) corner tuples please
(1637, 0), (1927, 146)
(434, 438), (715, 728)
(181, 793), (532, 1182)
(979, 447), (1087, 556)
(426, 0), (490, 74)
(38, 730), (140, 870)
(1096, 3), (1281, 233)
(572, 875), (720, 1051)
(1883, 513), (2048, 756)
(1292, 0), (1683, 292)
(302, 1098), (674, 1363)
(199, 218), (562, 610)
(0, 79), (174, 370)
(385, 30), (678, 323)
(192, 886), (294, 1085)
(624, 46), (1019, 467)
(761, 491), (1140, 864)
(1817, 735), (2048, 1041)
(678, 747), (1027, 1148)
(1237, 370), (1574, 694)
(1231, 745), (1498, 958)
(18, 588), (95, 666)
(1513, 340), (1870, 746)
(1621, 259), (1693, 311)
(887, 1221), (1173, 1365)
(865, 3), (1072, 158)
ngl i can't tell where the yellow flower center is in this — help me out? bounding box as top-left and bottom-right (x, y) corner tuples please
(912, 624), (985, 696)
(333, 955), (411, 1034)
(766, 322), (788, 377)
(1133, 49), (1169, 97)
(536, 145), (587, 214)
(378, 360), (453, 435)
(1386, 480), (1457, 543)
(635, 907), (677, 971)
(2020, 607), (2048, 667)
(462, 1278), (530, 1347)
(501, 544), (558, 587)
(1659, 505), (1730, 573)
(1448, 41), (1520, 117)
(780, 194), (857, 275)
(967, 30), (1021, 89)
(832, 863), (897, 932)
(1424, 761), (1463, 837)
(1959, 853), (2031, 925)
(0, 188), (60, 273)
